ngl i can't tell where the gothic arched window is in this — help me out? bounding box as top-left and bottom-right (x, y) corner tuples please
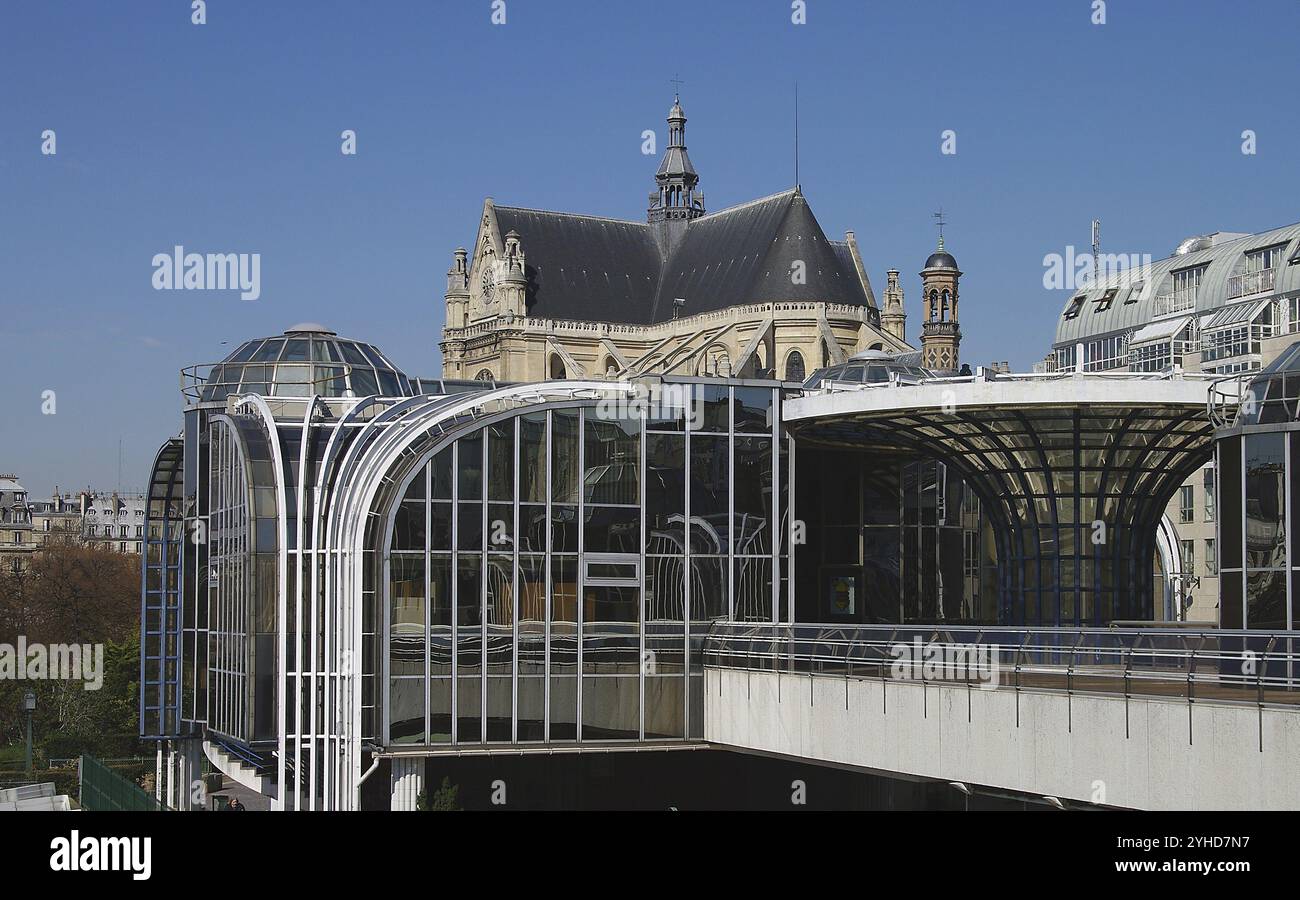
(929, 290), (939, 321)
(785, 350), (806, 383)
(713, 350), (731, 377)
(549, 354), (566, 380)
(941, 290), (951, 321)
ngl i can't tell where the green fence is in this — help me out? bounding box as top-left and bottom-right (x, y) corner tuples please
(79, 754), (167, 811)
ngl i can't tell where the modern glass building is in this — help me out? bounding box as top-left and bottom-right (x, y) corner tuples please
(785, 371), (1216, 626)
(1211, 342), (1300, 630)
(143, 327), (1242, 809)
(144, 325), (804, 808)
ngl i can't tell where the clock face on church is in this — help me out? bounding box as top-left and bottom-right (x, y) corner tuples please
(481, 269), (496, 303)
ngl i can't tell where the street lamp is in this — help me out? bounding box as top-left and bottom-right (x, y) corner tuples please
(22, 691), (36, 774)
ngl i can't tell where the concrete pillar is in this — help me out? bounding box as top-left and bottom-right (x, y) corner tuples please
(174, 738), (204, 810)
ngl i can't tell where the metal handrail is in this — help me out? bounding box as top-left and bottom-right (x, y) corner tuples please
(806, 367), (1219, 397)
(180, 361), (362, 403)
(1209, 369), (1300, 429)
(701, 623), (1300, 708)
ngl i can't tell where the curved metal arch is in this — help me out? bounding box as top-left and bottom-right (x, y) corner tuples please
(790, 396), (1213, 627)
(375, 395), (628, 570)
(789, 412), (1021, 620)
(307, 394), (391, 809)
(316, 381), (636, 808)
(140, 437), (185, 740)
(357, 386), (639, 585)
(204, 413), (264, 744)
(1090, 407), (1149, 622)
(230, 393), (294, 809)
(321, 392), (461, 807)
(1109, 409), (1213, 618)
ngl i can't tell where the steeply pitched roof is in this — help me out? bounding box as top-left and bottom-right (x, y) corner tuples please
(488, 190), (876, 325)
(491, 206), (663, 324)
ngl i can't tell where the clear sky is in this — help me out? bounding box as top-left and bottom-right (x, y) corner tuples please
(3, 0), (1298, 497)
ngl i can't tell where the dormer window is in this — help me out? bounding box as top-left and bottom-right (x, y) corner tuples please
(1095, 288), (1119, 312)
(1063, 295), (1086, 319)
(1172, 265), (1206, 303)
(1248, 244), (1285, 273)
(1226, 244), (1287, 299)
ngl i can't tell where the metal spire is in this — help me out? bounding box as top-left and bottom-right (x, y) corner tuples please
(794, 82), (800, 192)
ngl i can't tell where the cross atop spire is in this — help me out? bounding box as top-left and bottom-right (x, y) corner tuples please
(670, 73), (684, 101)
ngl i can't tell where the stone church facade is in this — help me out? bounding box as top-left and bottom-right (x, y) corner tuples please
(439, 96), (958, 382)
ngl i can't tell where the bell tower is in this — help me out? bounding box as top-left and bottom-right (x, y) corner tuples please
(648, 91), (705, 252)
(919, 213), (962, 374)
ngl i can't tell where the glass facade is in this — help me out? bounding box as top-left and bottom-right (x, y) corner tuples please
(208, 415), (280, 742)
(1217, 429), (1297, 630)
(1216, 340), (1300, 630)
(381, 383), (788, 746)
(790, 402), (1213, 625)
(141, 440), (184, 739)
(146, 323), (1300, 809)
(795, 448), (992, 623)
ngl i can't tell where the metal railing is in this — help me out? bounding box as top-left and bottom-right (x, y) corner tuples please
(180, 362), (362, 403)
(1153, 289), (1198, 318)
(807, 366), (1218, 396)
(702, 623), (1300, 709)
(1209, 369), (1300, 429)
(1228, 268), (1276, 300)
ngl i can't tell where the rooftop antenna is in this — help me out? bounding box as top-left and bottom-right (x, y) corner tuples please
(933, 207), (947, 249)
(1091, 218), (1101, 287)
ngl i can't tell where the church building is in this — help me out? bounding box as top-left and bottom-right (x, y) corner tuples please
(439, 95), (962, 381)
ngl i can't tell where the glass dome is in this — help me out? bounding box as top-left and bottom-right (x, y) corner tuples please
(201, 324), (414, 402)
(802, 350), (931, 390)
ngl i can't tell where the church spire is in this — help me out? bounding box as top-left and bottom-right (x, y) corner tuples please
(648, 91), (704, 225)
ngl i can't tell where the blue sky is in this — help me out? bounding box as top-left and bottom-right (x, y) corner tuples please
(2, 0), (1298, 497)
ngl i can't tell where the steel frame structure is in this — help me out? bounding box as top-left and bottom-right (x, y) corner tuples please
(786, 372), (1217, 626)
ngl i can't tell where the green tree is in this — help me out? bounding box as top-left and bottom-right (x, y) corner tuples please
(0, 542), (143, 759)
(417, 776), (461, 811)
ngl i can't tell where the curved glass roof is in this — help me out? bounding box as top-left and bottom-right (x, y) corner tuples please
(201, 325), (414, 402)
(1235, 339), (1300, 428)
(802, 352), (931, 389)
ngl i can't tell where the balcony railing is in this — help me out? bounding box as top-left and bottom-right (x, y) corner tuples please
(1152, 289), (1197, 317)
(1228, 267), (1276, 300)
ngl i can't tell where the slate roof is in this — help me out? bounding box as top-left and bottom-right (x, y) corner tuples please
(491, 207), (663, 324)
(488, 189), (875, 325)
